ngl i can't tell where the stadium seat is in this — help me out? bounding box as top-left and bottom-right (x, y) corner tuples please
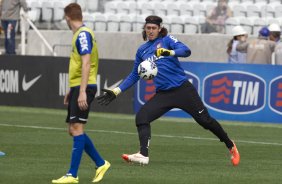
(193, 3), (206, 17)
(241, 0), (254, 5)
(93, 13), (107, 32)
(140, 2), (154, 15)
(27, 1), (41, 22)
(275, 5), (282, 18)
(225, 17), (240, 35)
(76, 0), (87, 11)
(41, 1), (53, 29)
(170, 16), (184, 34)
(163, 0), (179, 2)
(189, 0), (201, 2)
(239, 17), (253, 35)
(107, 14), (120, 32)
(201, 0), (216, 2)
(228, 0), (240, 2)
(166, 2), (180, 16)
(154, 2), (167, 16)
(267, 18), (282, 26)
(119, 14), (133, 32)
(232, 4), (247, 17)
(56, 19), (69, 30)
(116, 1), (130, 14)
(252, 18), (267, 36)
(260, 4), (275, 18)
(87, 0), (99, 13)
(27, 10), (38, 22)
(83, 13), (95, 30)
(162, 16), (172, 32)
(184, 16), (199, 34)
(254, 0), (268, 5)
(104, 1), (118, 14)
(246, 4), (261, 18)
(228, 1), (240, 9)
(269, 0), (282, 3)
(53, 2), (64, 22)
(128, 1), (138, 14)
(132, 15), (146, 32)
(178, 2), (193, 16)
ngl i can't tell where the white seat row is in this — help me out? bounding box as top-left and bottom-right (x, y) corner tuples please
(225, 16), (282, 35)
(26, 0), (98, 22)
(105, 1), (216, 17)
(77, 13), (206, 34)
(230, 2), (282, 18)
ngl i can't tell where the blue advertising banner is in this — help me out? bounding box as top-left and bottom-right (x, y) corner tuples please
(134, 62), (282, 124)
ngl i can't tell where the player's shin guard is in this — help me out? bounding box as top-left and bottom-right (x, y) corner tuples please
(137, 124), (151, 157)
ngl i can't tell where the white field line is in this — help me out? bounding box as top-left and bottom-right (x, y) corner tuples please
(1, 123), (282, 146)
(1, 106), (282, 128)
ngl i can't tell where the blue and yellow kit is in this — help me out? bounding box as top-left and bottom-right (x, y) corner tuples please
(69, 26), (99, 87)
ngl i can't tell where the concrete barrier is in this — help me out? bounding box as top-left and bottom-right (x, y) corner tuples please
(27, 30), (234, 63)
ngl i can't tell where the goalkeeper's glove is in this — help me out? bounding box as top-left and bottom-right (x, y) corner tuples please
(155, 48), (175, 57)
(96, 87), (121, 106)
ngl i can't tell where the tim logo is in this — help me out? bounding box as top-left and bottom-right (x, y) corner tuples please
(269, 76), (282, 115)
(136, 72), (200, 105)
(203, 71), (266, 114)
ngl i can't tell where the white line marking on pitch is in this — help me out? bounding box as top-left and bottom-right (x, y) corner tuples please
(1, 123), (282, 146)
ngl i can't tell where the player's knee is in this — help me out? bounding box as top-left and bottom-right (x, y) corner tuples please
(68, 123), (84, 136)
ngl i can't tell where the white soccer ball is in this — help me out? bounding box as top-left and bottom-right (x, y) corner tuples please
(138, 60), (158, 80)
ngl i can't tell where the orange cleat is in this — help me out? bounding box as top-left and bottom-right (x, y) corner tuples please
(230, 141), (240, 166)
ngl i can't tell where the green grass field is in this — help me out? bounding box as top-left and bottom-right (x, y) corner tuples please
(0, 106), (282, 184)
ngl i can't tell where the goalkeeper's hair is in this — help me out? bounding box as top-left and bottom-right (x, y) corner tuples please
(64, 3), (82, 21)
(142, 15), (168, 41)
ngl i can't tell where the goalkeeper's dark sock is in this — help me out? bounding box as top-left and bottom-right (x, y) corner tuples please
(68, 134), (85, 178)
(137, 124), (151, 157)
(208, 118), (234, 149)
(84, 133), (105, 167)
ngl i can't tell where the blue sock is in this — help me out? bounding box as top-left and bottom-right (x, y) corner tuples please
(84, 134), (105, 167)
(68, 134), (85, 178)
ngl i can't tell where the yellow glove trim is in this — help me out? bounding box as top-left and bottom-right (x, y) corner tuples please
(112, 87), (121, 96)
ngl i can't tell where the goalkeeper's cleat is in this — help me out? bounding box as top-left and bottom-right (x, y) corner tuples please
(122, 152), (149, 165)
(230, 141), (240, 166)
(52, 174), (79, 184)
(92, 160), (111, 183)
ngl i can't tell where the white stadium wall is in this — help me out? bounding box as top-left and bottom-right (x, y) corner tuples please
(26, 30), (233, 63)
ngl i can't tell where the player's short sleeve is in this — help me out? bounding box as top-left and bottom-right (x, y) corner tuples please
(76, 31), (93, 55)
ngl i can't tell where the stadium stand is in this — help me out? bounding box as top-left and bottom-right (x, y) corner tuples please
(7, 0), (282, 35)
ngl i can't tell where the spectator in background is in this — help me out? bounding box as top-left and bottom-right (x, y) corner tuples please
(0, 0), (28, 55)
(227, 26), (247, 63)
(268, 23), (282, 65)
(236, 27), (276, 64)
(268, 23), (281, 43)
(201, 0), (232, 34)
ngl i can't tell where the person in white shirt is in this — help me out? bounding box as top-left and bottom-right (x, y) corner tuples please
(227, 26), (247, 64)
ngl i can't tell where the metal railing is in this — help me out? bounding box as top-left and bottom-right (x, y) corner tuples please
(20, 10), (57, 56)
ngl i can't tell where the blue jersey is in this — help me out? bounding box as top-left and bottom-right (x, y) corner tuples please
(119, 35), (191, 92)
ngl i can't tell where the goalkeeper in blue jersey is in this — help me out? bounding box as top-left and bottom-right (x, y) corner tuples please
(97, 15), (240, 166)
(52, 3), (110, 184)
